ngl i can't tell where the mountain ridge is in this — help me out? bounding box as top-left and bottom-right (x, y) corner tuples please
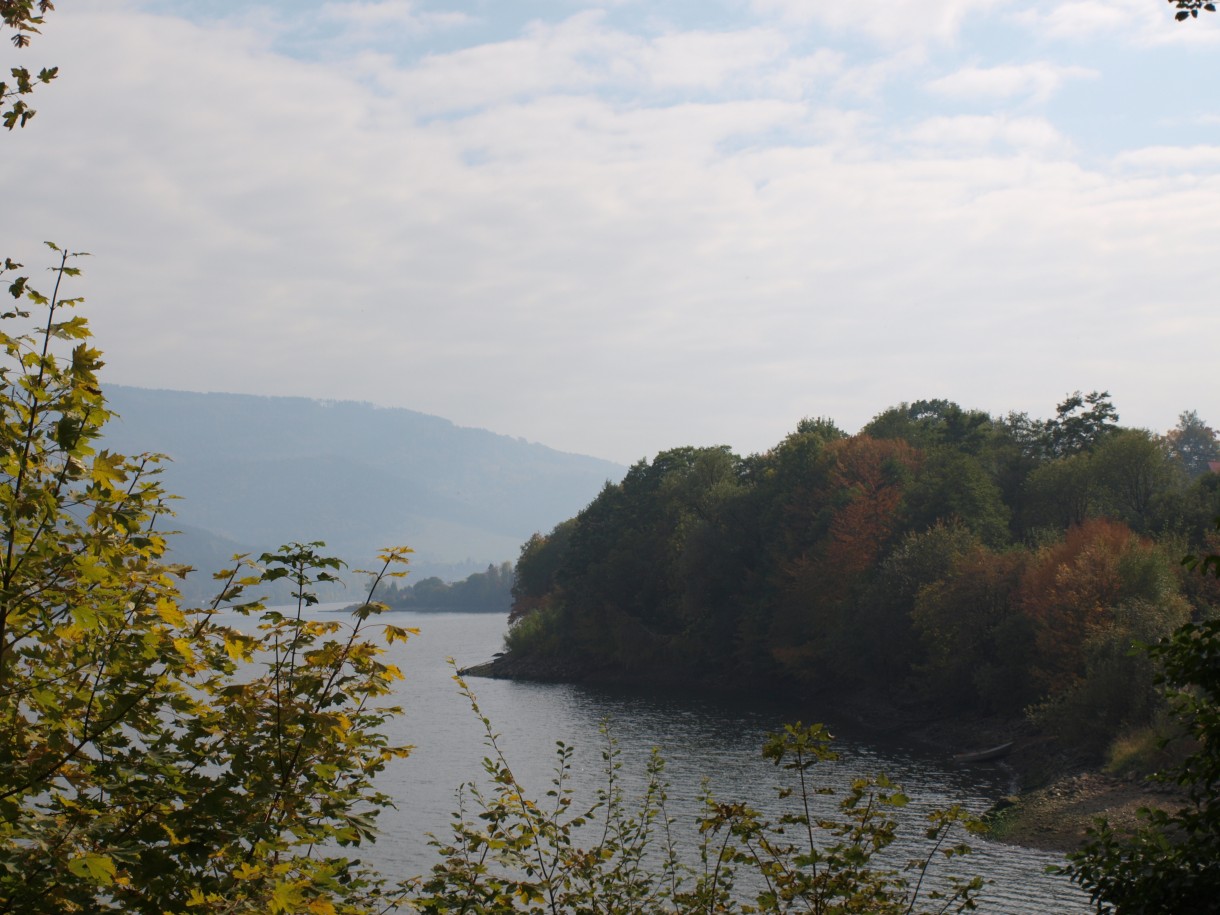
(99, 384), (625, 598)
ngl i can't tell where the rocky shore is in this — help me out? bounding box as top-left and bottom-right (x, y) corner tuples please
(983, 771), (1183, 852)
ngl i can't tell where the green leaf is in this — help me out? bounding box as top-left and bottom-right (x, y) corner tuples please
(67, 854), (116, 886)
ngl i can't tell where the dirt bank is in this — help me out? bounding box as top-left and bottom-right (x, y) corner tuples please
(983, 772), (1184, 853)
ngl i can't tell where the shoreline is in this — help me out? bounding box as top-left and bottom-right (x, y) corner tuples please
(464, 651), (1181, 853)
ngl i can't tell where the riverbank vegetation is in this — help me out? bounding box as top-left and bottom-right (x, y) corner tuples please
(374, 562), (513, 613)
(507, 399), (1220, 771)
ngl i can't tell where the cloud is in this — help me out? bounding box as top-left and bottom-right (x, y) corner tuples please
(1014, 1), (1140, 38)
(902, 115), (1072, 154)
(320, 0), (470, 33)
(1014, 0), (1220, 45)
(751, 0), (1012, 46)
(3, 0), (1219, 464)
(926, 62), (1098, 103)
(639, 28), (791, 91)
(830, 46), (928, 99)
(1114, 144), (1220, 170)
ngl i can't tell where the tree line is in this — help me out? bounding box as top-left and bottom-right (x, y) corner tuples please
(508, 396), (1220, 757)
(374, 561), (513, 613)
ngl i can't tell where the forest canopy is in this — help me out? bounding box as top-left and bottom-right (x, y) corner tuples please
(508, 394), (1220, 758)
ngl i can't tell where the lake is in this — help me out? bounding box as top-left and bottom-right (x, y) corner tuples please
(335, 608), (1092, 913)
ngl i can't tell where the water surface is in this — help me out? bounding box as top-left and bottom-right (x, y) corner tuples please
(363, 610), (1091, 913)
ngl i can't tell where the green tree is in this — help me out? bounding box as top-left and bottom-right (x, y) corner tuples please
(862, 399), (991, 454)
(902, 449), (1011, 547)
(909, 535), (1033, 713)
(1023, 450), (1095, 530)
(1092, 429), (1181, 533)
(0, 251), (412, 914)
(1164, 410), (1219, 480)
(1039, 390), (1120, 459)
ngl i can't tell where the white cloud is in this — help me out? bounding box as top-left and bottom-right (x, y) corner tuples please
(1014, 0), (1220, 44)
(320, 0), (470, 33)
(3, 0), (1219, 464)
(902, 115), (1072, 154)
(926, 62), (1098, 103)
(1014, 1), (1140, 38)
(365, 12), (629, 115)
(752, 0), (1012, 46)
(830, 46), (928, 99)
(1114, 144), (1220, 170)
(640, 28), (790, 90)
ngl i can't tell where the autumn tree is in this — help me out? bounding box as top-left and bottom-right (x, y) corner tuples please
(1018, 520), (1181, 686)
(0, 251), (413, 914)
(1018, 520), (1189, 753)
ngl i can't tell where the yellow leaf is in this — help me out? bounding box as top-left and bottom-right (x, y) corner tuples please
(269, 880), (304, 914)
(222, 630), (255, 662)
(90, 450), (127, 487)
(156, 597), (186, 628)
(307, 899), (337, 915)
(233, 862), (261, 880)
(383, 624), (417, 645)
(172, 638), (195, 663)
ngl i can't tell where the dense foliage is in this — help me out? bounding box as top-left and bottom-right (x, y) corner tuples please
(508, 397), (1219, 758)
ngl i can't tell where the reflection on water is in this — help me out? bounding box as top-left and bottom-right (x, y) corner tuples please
(240, 607), (1092, 912)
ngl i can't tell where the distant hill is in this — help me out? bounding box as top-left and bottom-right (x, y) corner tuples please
(100, 386), (624, 600)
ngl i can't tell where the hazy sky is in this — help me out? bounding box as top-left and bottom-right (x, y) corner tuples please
(3, 1), (1218, 464)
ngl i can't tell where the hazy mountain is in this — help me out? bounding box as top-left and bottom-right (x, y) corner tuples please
(100, 386), (624, 599)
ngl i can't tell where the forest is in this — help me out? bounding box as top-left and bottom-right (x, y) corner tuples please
(507, 395), (1220, 759)
(374, 561), (513, 613)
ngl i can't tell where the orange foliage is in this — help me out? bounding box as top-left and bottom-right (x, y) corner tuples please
(1018, 519), (1160, 690)
(820, 436), (921, 589)
(770, 437), (920, 676)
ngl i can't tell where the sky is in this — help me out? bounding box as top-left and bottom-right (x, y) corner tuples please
(3, 0), (1219, 465)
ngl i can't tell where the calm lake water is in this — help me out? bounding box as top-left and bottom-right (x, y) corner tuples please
(252, 606), (1093, 912)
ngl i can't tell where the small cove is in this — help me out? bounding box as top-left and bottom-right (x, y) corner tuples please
(351, 609), (1091, 913)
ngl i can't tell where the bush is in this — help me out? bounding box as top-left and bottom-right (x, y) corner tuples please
(0, 250), (412, 913)
(1062, 619), (1220, 913)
